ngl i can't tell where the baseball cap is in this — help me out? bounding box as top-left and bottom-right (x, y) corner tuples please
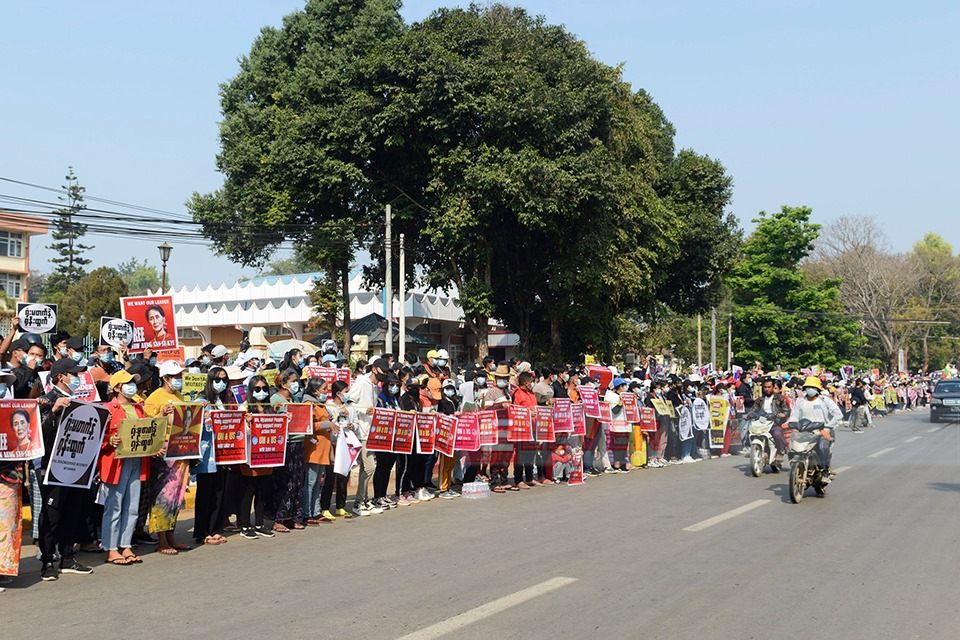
(426, 350), (440, 360)
(612, 377), (628, 388)
(159, 361), (184, 377)
(321, 354), (339, 365)
(211, 345), (230, 359)
(109, 370), (141, 388)
(66, 336), (85, 350)
(371, 357), (391, 371)
(9, 338), (31, 353)
(50, 358), (86, 377)
(201, 344), (216, 354)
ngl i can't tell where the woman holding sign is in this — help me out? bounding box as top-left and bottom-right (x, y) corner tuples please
(193, 367), (233, 546)
(238, 375), (275, 539)
(144, 361), (190, 555)
(301, 377), (335, 524)
(0, 459), (25, 586)
(269, 369), (306, 532)
(99, 370), (151, 565)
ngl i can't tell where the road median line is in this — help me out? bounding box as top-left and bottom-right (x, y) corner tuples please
(682, 499), (770, 533)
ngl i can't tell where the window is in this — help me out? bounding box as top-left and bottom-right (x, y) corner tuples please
(0, 273), (22, 298)
(0, 231), (23, 258)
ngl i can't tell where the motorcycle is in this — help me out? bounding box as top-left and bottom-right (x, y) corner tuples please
(786, 419), (833, 503)
(748, 417), (781, 477)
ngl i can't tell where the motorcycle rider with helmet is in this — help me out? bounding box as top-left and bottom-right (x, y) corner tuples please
(787, 376), (843, 479)
(747, 376), (791, 459)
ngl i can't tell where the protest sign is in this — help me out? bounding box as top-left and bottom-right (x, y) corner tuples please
(708, 396), (730, 449)
(639, 407), (657, 432)
(392, 411), (415, 455)
(570, 403), (587, 437)
(435, 414), (456, 457)
(621, 392), (641, 423)
(38, 371), (100, 403)
(578, 386), (601, 418)
(17, 303), (57, 334)
(732, 396), (745, 414)
(249, 414), (288, 467)
(651, 398), (676, 418)
(335, 368), (351, 386)
(692, 398), (710, 431)
(507, 405), (533, 442)
(0, 399), (44, 461)
(120, 295), (178, 353)
(415, 412), (437, 454)
(210, 410), (247, 465)
(477, 410), (499, 446)
(165, 404), (204, 460)
(585, 364), (613, 390)
(552, 398), (573, 433)
(115, 416), (167, 458)
(597, 402), (613, 424)
(181, 373), (206, 399)
(334, 429), (362, 476)
(304, 366), (338, 385)
(44, 401), (110, 489)
(156, 348), (185, 364)
(366, 408), (397, 453)
(453, 413), (480, 452)
(568, 447), (584, 486)
(230, 384), (247, 405)
(99, 316), (135, 348)
(534, 406), (555, 442)
(283, 403), (313, 436)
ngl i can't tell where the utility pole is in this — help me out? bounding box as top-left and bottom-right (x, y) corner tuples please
(711, 307), (717, 371)
(727, 314), (733, 371)
(399, 233), (406, 360)
(697, 314), (703, 366)
(384, 204), (392, 356)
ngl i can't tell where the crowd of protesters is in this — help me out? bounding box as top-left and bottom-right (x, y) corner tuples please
(0, 316), (937, 590)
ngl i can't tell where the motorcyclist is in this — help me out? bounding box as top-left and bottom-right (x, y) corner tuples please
(787, 376), (843, 479)
(747, 376), (791, 458)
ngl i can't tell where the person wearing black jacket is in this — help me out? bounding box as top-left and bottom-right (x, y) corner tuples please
(849, 380), (868, 433)
(36, 358), (95, 582)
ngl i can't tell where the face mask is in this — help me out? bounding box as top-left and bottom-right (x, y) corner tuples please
(253, 390), (269, 401)
(289, 381), (300, 395)
(444, 388), (456, 397)
(66, 376), (82, 392)
(805, 388), (819, 398)
(436, 359), (447, 367)
(25, 355), (39, 366)
(187, 367), (201, 374)
(71, 351), (83, 363)
(687, 386), (695, 394)
(374, 371), (387, 383)
(388, 385), (400, 395)
(101, 353), (114, 363)
(475, 379), (487, 388)
(0, 383), (7, 397)
(202, 357), (212, 366)
(317, 392), (328, 402)
(212, 380), (228, 393)
(59, 347), (68, 357)
(496, 379), (508, 389)
(170, 378), (184, 391)
(121, 382), (138, 398)
(149, 357), (157, 366)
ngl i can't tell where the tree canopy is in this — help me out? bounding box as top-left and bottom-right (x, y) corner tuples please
(57, 267), (129, 339)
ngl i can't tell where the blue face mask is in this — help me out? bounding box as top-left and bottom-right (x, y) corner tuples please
(149, 357), (157, 366)
(121, 382), (138, 398)
(71, 351), (83, 363)
(101, 353), (114, 363)
(202, 357), (212, 366)
(289, 381), (300, 395)
(297, 358), (305, 368)
(59, 347), (68, 357)
(212, 380), (228, 393)
(170, 378), (184, 391)
(317, 392), (328, 402)
(66, 376), (82, 392)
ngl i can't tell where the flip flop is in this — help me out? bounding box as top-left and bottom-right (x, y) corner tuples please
(158, 547), (178, 555)
(272, 523), (291, 533)
(108, 556), (133, 565)
(122, 554), (143, 564)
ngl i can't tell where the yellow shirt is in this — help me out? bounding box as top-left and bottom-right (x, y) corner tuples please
(144, 387), (183, 418)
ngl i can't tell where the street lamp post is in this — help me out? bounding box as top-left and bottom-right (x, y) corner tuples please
(158, 242), (172, 292)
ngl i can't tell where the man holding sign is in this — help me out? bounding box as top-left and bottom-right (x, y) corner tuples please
(99, 370), (152, 566)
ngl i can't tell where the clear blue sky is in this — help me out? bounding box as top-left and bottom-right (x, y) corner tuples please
(2, 0), (957, 289)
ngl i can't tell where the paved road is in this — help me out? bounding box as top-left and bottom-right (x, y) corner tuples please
(5, 409), (959, 639)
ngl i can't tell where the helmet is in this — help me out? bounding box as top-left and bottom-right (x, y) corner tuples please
(802, 376), (823, 391)
(437, 349), (449, 359)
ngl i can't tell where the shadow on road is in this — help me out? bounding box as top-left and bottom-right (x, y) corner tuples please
(765, 481), (792, 504)
(929, 482), (960, 493)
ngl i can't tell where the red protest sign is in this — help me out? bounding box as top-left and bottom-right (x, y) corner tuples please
(156, 347), (185, 364)
(435, 414), (456, 457)
(477, 410), (499, 446)
(552, 398), (573, 433)
(639, 407), (657, 433)
(249, 414), (288, 468)
(571, 403), (587, 437)
(415, 412), (437, 455)
(621, 392), (641, 423)
(120, 295), (179, 354)
(38, 371), (100, 403)
(585, 364), (613, 390)
(283, 403), (313, 436)
(210, 410), (247, 465)
(534, 406), (555, 442)
(454, 413), (480, 451)
(335, 368), (352, 386)
(578, 386), (601, 418)
(507, 405), (533, 442)
(165, 404), (204, 461)
(598, 402), (613, 424)
(366, 408), (397, 453)
(0, 399), (44, 461)
(392, 411), (416, 455)
(305, 366), (338, 385)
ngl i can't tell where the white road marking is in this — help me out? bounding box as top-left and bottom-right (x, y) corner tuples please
(682, 499), (771, 533)
(833, 466), (853, 474)
(904, 436), (922, 443)
(394, 576), (577, 640)
(927, 427), (940, 433)
(869, 447), (896, 458)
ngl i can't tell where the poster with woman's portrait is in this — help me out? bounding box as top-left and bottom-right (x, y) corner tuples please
(0, 400), (44, 461)
(120, 295), (179, 354)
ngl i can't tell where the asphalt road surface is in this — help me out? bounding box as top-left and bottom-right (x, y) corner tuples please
(5, 408), (959, 639)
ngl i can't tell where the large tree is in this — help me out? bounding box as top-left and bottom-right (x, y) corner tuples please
(57, 267), (129, 339)
(44, 168), (93, 302)
(116, 258), (162, 295)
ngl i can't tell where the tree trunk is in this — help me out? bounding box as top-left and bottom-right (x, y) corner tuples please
(550, 317), (562, 360)
(340, 262), (351, 354)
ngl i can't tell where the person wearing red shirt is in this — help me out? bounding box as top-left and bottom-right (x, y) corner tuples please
(511, 371), (538, 489)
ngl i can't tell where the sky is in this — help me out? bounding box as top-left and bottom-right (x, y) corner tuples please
(2, 0), (957, 289)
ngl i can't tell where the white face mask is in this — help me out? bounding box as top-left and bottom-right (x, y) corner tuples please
(805, 388), (819, 398)
(496, 379), (508, 389)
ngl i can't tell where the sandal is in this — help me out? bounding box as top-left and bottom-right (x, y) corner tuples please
(291, 522), (306, 530)
(122, 553), (143, 564)
(158, 547), (179, 555)
(203, 535), (224, 545)
(108, 556), (133, 565)
(507, 484), (521, 491)
(272, 522), (291, 533)
(491, 486), (506, 493)
(171, 543), (192, 551)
